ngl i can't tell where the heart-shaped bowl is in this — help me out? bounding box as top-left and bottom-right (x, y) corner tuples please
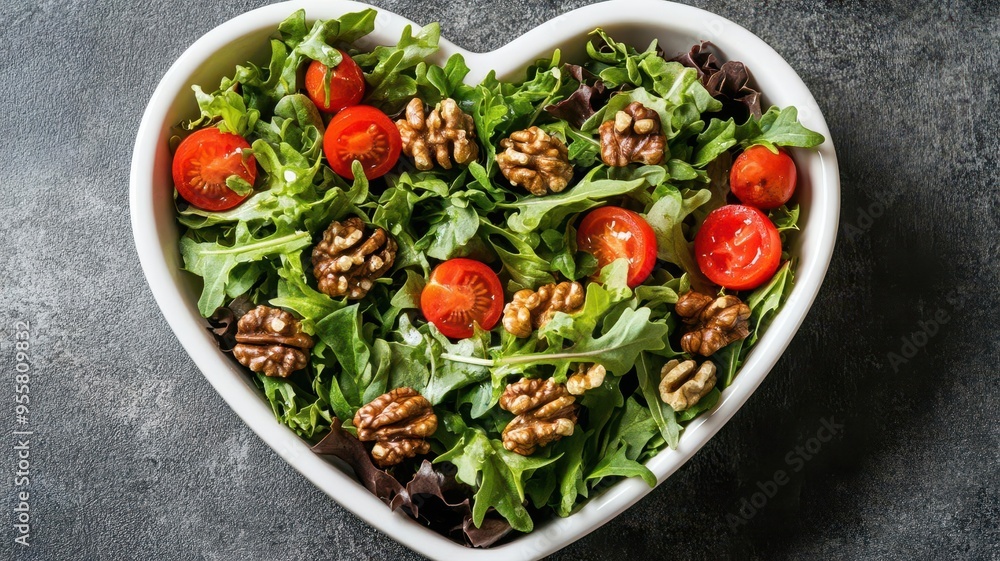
(130, 0), (839, 558)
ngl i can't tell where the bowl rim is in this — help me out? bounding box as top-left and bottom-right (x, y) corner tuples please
(129, 1), (840, 559)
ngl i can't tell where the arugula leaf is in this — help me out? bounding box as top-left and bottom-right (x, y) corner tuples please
(288, 8), (377, 67)
(371, 175), (435, 274)
(638, 55), (720, 114)
(644, 185), (713, 291)
(532, 260), (631, 364)
(549, 430), (589, 516)
(636, 352), (680, 448)
(312, 305), (376, 420)
(692, 118), (737, 167)
(676, 388), (720, 422)
(383, 314), (435, 394)
(770, 204), (801, 233)
(356, 22), (442, 113)
(487, 307), (671, 377)
(423, 326), (492, 404)
(416, 53), (472, 104)
(188, 87), (259, 136)
(586, 439), (656, 487)
(256, 372), (331, 439)
(316, 305), (370, 383)
(541, 120), (601, 167)
(418, 193), (481, 261)
(478, 221), (555, 291)
(737, 105), (826, 150)
(713, 262), (795, 386)
(465, 76), (509, 176)
(436, 425), (557, 531)
(537, 222), (592, 281)
(501, 168), (647, 234)
(584, 393), (666, 487)
(745, 261), (794, 346)
(270, 252), (345, 333)
(180, 223), (311, 316)
(222, 10), (377, 114)
(615, 397), (661, 459)
(578, 375), (624, 470)
(378, 270), (425, 338)
(177, 166), (360, 234)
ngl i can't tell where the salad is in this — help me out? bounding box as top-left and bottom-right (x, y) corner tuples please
(172, 9), (824, 548)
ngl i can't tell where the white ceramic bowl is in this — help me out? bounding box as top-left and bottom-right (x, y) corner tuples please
(130, 1), (839, 559)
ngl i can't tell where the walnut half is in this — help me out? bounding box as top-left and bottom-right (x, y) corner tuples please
(500, 377), (577, 455)
(496, 126), (574, 196)
(396, 97), (478, 170)
(676, 291), (751, 356)
(232, 306), (314, 378)
(599, 101), (666, 166)
(354, 387), (438, 467)
(502, 281), (585, 338)
(659, 359), (717, 411)
(312, 217), (396, 300)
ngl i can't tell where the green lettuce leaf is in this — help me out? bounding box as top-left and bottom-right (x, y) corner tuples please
(478, 221), (555, 291)
(713, 262), (795, 386)
(739, 105), (826, 150)
(355, 22), (441, 113)
(586, 439), (656, 486)
(644, 185), (713, 291)
(501, 168), (647, 234)
(269, 252), (345, 333)
(636, 352), (680, 448)
(180, 223), (311, 316)
(490, 306), (671, 378)
(256, 372), (331, 439)
(436, 424), (558, 531)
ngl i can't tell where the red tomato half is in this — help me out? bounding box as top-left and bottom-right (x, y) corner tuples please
(730, 145), (797, 209)
(304, 53), (366, 114)
(323, 105), (402, 180)
(171, 127), (256, 211)
(576, 206), (658, 287)
(694, 204), (781, 290)
(420, 258), (504, 339)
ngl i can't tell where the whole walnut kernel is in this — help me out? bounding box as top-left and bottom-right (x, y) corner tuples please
(659, 359), (717, 411)
(312, 217), (396, 300)
(354, 387), (438, 467)
(500, 377), (577, 455)
(496, 126), (574, 196)
(502, 281), (585, 338)
(396, 97), (478, 170)
(676, 291), (751, 356)
(599, 101), (666, 166)
(232, 306), (314, 378)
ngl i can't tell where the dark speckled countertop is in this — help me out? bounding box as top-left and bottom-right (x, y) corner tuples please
(1, 0), (998, 559)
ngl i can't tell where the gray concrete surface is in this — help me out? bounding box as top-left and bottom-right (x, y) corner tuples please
(1, 0), (998, 559)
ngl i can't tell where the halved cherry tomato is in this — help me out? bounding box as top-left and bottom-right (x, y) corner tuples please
(576, 206), (658, 287)
(323, 105), (402, 180)
(694, 204), (781, 290)
(171, 127), (256, 211)
(420, 258), (504, 339)
(730, 145), (797, 209)
(304, 53), (366, 114)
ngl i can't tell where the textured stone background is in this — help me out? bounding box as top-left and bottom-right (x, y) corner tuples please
(2, 0), (998, 559)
